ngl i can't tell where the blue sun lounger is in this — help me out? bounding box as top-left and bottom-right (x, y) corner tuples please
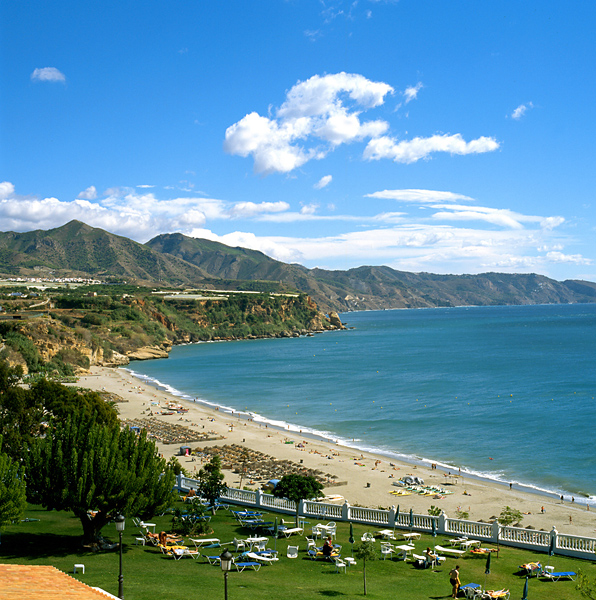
(459, 583), (483, 598)
(234, 561), (261, 572)
(541, 570), (577, 581)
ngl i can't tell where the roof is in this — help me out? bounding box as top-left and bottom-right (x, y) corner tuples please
(0, 564), (118, 599)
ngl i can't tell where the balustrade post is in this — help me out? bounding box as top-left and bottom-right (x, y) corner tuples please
(255, 489), (263, 509)
(342, 501), (351, 522)
(491, 518), (500, 544)
(388, 505), (396, 528)
(438, 510), (447, 535)
(550, 526), (558, 555)
(298, 499), (306, 520)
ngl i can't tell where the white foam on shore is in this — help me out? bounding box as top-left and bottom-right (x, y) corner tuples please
(124, 367), (592, 506)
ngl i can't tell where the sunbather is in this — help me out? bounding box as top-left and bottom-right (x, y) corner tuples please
(159, 531), (184, 546)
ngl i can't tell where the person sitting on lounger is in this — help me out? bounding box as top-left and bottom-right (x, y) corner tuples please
(424, 547), (438, 566)
(322, 536), (334, 557)
(159, 531), (183, 546)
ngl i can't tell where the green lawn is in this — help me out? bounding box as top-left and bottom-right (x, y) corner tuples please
(1, 504), (594, 599)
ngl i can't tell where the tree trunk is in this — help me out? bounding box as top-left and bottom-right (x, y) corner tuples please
(78, 510), (110, 546)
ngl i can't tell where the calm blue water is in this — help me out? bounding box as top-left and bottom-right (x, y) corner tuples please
(128, 304), (596, 502)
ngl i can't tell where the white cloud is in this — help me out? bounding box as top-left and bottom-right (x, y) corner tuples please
(545, 251), (592, 265)
(0, 181), (584, 278)
(366, 189), (474, 203)
(137, 184), (155, 189)
(314, 175), (333, 189)
(77, 186), (97, 200)
(300, 203), (318, 215)
(226, 73), (499, 174)
(0, 182), (15, 199)
(364, 133), (500, 164)
(403, 82), (423, 103)
(224, 72), (394, 174)
(230, 201), (290, 218)
(511, 102), (534, 120)
(30, 67), (66, 83)
(430, 204), (564, 231)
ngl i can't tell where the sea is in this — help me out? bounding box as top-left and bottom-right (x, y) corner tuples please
(127, 303), (596, 504)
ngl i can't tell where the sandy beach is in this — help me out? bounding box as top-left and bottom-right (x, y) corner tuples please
(75, 366), (596, 538)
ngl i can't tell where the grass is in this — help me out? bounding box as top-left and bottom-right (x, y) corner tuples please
(1, 503), (595, 599)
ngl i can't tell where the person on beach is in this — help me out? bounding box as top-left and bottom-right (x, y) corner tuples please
(449, 565), (460, 598)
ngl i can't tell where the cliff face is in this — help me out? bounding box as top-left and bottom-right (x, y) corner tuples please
(0, 288), (343, 375)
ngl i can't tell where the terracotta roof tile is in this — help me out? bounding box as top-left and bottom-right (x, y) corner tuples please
(0, 564), (117, 599)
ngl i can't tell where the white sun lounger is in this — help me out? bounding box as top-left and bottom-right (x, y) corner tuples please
(434, 545), (466, 557)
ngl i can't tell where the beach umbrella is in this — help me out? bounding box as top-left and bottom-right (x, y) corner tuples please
(409, 508), (413, 529)
(431, 517), (437, 537)
(521, 575), (529, 600)
(349, 522), (355, 556)
(273, 517), (278, 551)
(485, 551), (491, 574)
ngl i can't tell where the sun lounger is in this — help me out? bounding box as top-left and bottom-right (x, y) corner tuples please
(434, 545), (465, 557)
(540, 569), (577, 581)
(280, 527), (303, 537)
(172, 547), (200, 560)
(203, 554), (221, 565)
(245, 551), (279, 565)
(518, 562), (541, 577)
(234, 560), (261, 572)
(460, 583), (483, 599)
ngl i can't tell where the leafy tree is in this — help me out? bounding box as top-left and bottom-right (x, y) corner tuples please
(170, 502), (210, 537)
(354, 540), (377, 595)
(577, 571), (596, 599)
(498, 505), (523, 526)
(0, 362), (44, 459)
(428, 505), (441, 516)
(25, 413), (176, 545)
(0, 361), (118, 460)
(29, 378), (118, 428)
(0, 436), (27, 528)
(198, 455), (227, 514)
(272, 473), (324, 526)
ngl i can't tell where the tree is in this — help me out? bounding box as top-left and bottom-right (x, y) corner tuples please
(498, 505), (523, 526)
(577, 571), (596, 599)
(0, 436), (27, 528)
(0, 361), (118, 460)
(198, 455), (227, 514)
(0, 362), (44, 459)
(354, 540), (377, 595)
(272, 473), (324, 526)
(25, 412), (176, 545)
(428, 505), (441, 516)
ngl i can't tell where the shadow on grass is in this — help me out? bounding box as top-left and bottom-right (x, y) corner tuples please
(318, 591), (348, 597)
(0, 531), (126, 560)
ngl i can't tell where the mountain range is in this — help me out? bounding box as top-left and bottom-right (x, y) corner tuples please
(1, 220), (595, 311)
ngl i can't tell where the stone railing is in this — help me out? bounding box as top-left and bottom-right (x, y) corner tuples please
(176, 476), (596, 561)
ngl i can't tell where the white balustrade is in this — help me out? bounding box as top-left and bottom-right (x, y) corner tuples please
(174, 476), (596, 561)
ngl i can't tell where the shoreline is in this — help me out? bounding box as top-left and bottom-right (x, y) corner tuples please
(126, 366), (585, 506)
(74, 366), (596, 537)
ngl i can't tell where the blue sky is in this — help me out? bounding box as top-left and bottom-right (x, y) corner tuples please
(1, 1), (595, 281)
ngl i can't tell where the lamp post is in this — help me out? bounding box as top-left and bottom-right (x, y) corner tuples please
(220, 549), (233, 600)
(114, 514), (125, 599)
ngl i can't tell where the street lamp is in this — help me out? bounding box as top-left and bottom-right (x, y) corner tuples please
(114, 514), (125, 599)
(220, 549), (233, 600)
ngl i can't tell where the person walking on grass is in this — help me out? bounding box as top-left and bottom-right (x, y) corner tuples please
(449, 564), (461, 598)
